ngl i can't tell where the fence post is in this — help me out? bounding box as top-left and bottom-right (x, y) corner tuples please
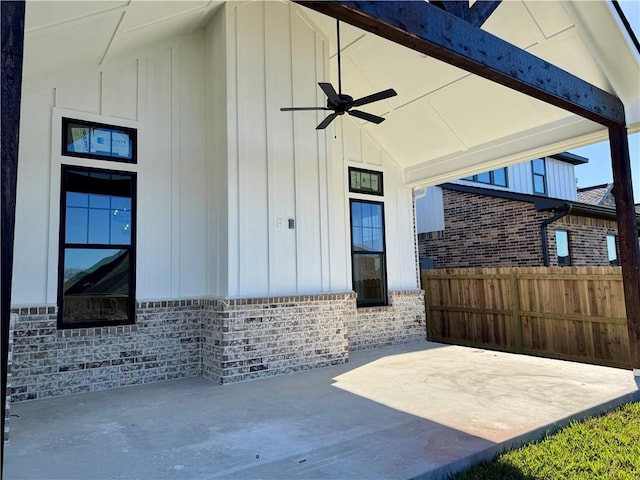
(422, 270), (433, 340)
(511, 271), (523, 353)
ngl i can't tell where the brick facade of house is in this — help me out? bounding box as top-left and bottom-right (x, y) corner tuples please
(418, 189), (623, 269)
(8, 291), (425, 403)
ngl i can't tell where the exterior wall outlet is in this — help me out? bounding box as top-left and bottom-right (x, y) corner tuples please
(288, 218), (295, 229)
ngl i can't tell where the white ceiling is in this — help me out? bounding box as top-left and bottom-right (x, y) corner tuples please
(22, 0), (640, 187)
(302, 1), (640, 186)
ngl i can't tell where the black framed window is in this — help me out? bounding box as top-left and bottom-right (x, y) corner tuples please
(462, 167), (508, 187)
(349, 167), (384, 196)
(350, 199), (387, 307)
(555, 229), (571, 267)
(62, 117), (136, 163)
(607, 234), (619, 266)
(531, 158), (547, 195)
(58, 166), (136, 328)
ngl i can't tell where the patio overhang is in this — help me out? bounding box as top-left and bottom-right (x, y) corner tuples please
(2, 0), (640, 461)
(295, 0), (640, 375)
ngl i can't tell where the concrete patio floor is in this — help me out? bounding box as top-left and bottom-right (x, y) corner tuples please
(4, 341), (640, 480)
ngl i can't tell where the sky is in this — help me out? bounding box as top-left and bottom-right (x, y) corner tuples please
(569, 0), (640, 202)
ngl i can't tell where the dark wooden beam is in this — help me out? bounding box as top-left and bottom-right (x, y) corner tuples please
(609, 125), (640, 373)
(431, 1), (501, 28)
(296, 0), (626, 127)
(1, 0), (25, 470)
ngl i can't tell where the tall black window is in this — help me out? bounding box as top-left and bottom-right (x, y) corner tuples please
(532, 158), (547, 195)
(58, 166), (136, 328)
(462, 168), (508, 187)
(555, 229), (571, 267)
(350, 200), (387, 307)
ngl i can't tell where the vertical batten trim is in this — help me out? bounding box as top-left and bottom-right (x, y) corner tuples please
(98, 71), (103, 115)
(263, 2), (271, 294)
(290, 7), (300, 293)
(314, 31), (325, 291)
(134, 58), (140, 122)
(232, 5), (241, 297)
(170, 46), (181, 297)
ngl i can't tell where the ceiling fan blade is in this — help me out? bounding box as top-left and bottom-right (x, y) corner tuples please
(318, 82), (340, 103)
(316, 113), (338, 130)
(351, 88), (397, 108)
(348, 110), (385, 124)
(280, 107), (331, 111)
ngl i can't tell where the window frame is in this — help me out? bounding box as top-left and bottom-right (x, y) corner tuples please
(461, 167), (508, 188)
(349, 198), (388, 308)
(61, 117), (137, 164)
(555, 229), (571, 267)
(531, 158), (547, 195)
(57, 165), (137, 329)
(348, 167), (384, 196)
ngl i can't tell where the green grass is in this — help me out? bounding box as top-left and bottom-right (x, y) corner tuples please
(452, 402), (640, 480)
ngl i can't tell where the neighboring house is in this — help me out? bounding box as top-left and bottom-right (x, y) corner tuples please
(578, 183), (640, 214)
(416, 153), (640, 269)
(6, 0), (640, 407)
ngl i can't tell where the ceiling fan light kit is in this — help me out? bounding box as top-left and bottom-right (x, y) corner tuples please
(280, 20), (397, 130)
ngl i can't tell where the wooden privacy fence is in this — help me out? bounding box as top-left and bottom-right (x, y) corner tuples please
(421, 267), (631, 369)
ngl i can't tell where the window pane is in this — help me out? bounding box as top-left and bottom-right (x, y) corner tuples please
(63, 248), (130, 324)
(607, 235), (618, 266)
(67, 192), (88, 208)
(556, 230), (570, 266)
(362, 204), (372, 227)
(91, 129), (112, 155)
(66, 207), (88, 243)
(351, 202), (362, 227)
(88, 209), (111, 244)
(111, 208), (131, 245)
(493, 168), (507, 187)
(89, 194), (110, 208)
(352, 253), (386, 305)
(111, 196), (131, 211)
(533, 175), (546, 194)
(532, 158), (545, 175)
(476, 171), (491, 184)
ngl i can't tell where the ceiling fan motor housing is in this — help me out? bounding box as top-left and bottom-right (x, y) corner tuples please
(328, 94), (354, 113)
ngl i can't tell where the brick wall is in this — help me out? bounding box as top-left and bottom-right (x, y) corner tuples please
(4, 314), (16, 444)
(555, 215), (619, 266)
(419, 190), (547, 268)
(8, 292), (427, 405)
(201, 300), (224, 383)
(418, 190), (632, 268)
(349, 290), (426, 350)
(9, 301), (202, 402)
(208, 293), (355, 384)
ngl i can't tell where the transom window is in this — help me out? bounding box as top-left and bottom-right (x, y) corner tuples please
(462, 167), (507, 187)
(62, 117), (136, 163)
(58, 166), (136, 328)
(532, 158), (547, 195)
(350, 199), (387, 307)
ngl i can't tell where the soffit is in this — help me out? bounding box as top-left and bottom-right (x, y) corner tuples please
(23, 0), (223, 82)
(21, 1), (639, 188)
(301, 0), (639, 187)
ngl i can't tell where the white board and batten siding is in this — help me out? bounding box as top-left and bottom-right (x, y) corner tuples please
(13, 32), (209, 306)
(223, 1), (419, 296)
(12, 1), (420, 306)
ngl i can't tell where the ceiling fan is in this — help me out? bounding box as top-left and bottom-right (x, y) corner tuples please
(280, 19), (397, 130)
